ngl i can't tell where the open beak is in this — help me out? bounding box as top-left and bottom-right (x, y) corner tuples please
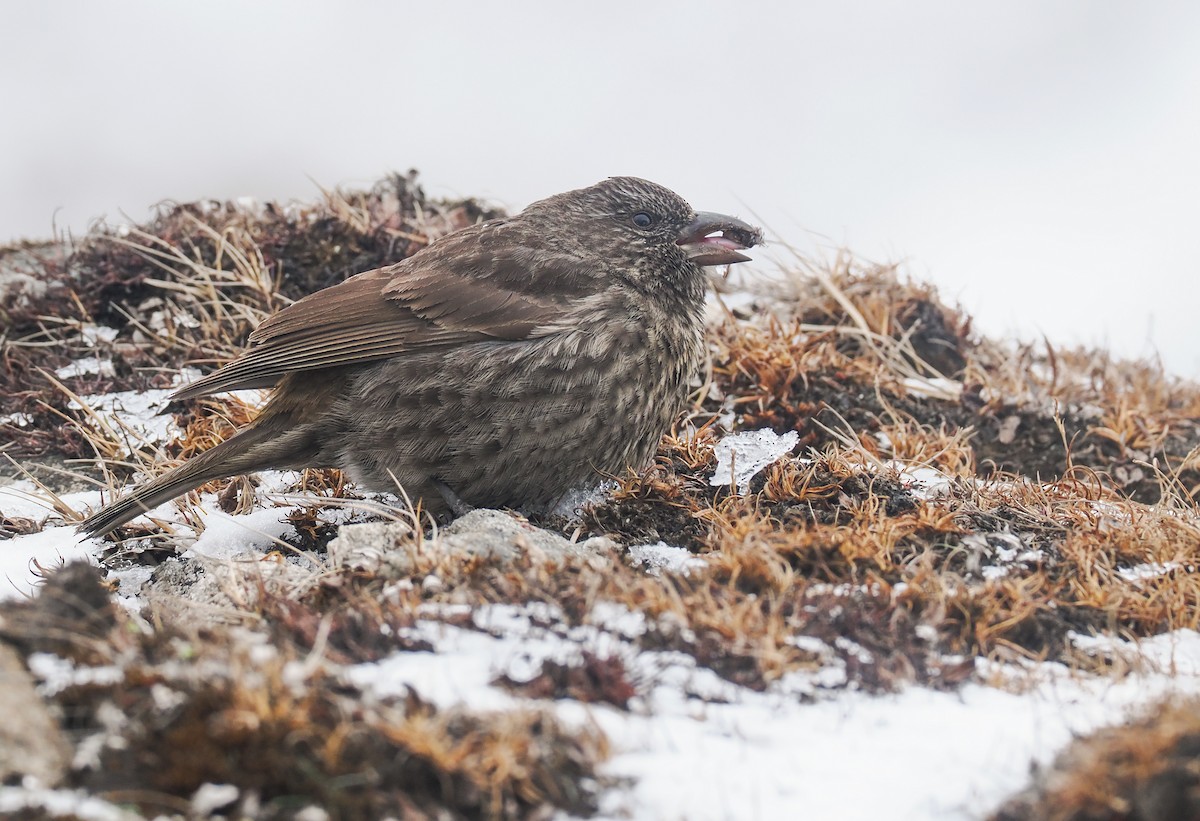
(677, 211), (763, 267)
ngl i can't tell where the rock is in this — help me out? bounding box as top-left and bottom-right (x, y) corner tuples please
(142, 553), (317, 621)
(439, 509), (616, 565)
(327, 509), (618, 576)
(0, 241), (71, 327)
(0, 643), (72, 786)
(326, 519), (415, 573)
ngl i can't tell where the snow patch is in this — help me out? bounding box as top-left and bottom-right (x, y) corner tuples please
(69, 388), (179, 453)
(27, 653), (124, 697)
(0, 411), (33, 427)
(894, 462), (955, 499)
(902, 376), (963, 401)
(185, 506), (296, 561)
(0, 786), (136, 821)
(0, 481), (98, 521)
(710, 428), (799, 489)
(80, 326), (118, 347)
(627, 541), (707, 576)
(55, 357), (115, 379)
(0, 511), (100, 603)
(1117, 561), (1180, 584)
(345, 601), (1200, 821)
(552, 480), (617, 518)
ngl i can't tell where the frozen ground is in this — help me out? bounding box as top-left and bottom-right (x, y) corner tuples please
(354, 604), (1200, 821)
(3, 273), (1199, 818)
(3, 437), (1199, 820)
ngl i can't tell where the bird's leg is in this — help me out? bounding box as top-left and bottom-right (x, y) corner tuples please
(433, 478), (474, 517)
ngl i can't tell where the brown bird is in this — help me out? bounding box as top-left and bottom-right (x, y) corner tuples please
(79, 177), (761, 537)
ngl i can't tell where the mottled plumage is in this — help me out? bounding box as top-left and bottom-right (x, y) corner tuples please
(79, 177), (761, 536)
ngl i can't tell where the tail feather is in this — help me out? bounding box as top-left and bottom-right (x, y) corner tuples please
(77, 422), (306, 537)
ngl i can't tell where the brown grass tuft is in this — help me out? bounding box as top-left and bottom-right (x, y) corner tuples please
(991, 697), (1200, 821)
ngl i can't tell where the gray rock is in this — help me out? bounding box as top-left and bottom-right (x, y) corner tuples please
(0, 241), (70, 316)
(327, 509), (617, 576)
(141, 552), (317, 621)
(439, 509), (617, 564)
(326, 519), (415, 573)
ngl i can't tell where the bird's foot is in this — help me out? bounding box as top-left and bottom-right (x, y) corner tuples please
(433, 479), (474, 517)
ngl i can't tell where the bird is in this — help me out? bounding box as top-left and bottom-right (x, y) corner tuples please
(78, 177), (761, 537)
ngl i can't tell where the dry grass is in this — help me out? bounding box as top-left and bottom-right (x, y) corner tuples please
(0, 172), (501, 462)
(0, 565), (605, 820)
(991, 697), (1200, 821)
(3, 176), (1200, 817)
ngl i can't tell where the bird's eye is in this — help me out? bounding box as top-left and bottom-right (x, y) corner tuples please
(631, 212), (655, 228)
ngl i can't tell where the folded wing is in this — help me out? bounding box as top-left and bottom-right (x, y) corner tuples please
(171, 220), (574, 400)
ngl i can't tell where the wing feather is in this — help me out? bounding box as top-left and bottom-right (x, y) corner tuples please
(172, 219), (583, 400)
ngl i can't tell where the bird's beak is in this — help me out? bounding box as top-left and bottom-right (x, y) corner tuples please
(676, 212), (763, 267)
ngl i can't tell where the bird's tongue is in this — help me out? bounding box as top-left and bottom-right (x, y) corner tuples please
(698, 235), (741, 251)
(677, 211), (761, 267)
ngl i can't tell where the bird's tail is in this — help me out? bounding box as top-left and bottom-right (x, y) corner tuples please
(77, 419), (311, 538)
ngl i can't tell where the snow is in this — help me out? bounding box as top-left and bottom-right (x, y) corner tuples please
(894, 462), (955, 499)
(626, 541), (707, 577)
(79, 326), (118, 347)
(5, 483), (1200, 817)
(0, 526), (97, 601)
(107, 564), (154, 611)
(959, 533), (1044, 582)
(0, 785), (136, 821)
(710, 429), (799, 490)
(4, 413), (1200, 816)
(0, 480), (297, 601)
(1071, 628), (1200, 675)
(68, 387), (180, 453)
(183, 506), (296, 561)
(28, 653), (125, 698)
(552, 480), (617, 518)
(1117, 561), (1181, 584)
(0, 481), (101, 601)
(190, 783), (241, 817)
(348, 601), (1200, 821)
(709, 427), (961, 501)
(55, 357), (115, 379)
(0, 470), (298, 599)
(902, 376), (963, 401)
(0, 481), (97, 521)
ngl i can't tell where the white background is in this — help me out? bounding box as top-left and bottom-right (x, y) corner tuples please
(3, 1), (1197, 376)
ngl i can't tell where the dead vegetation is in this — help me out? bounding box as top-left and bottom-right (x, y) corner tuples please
(2, 175), (1200, 818)
(991, 696), (1200, 821)
(0, 564), (606, 820)
(0, 170), (501, 463)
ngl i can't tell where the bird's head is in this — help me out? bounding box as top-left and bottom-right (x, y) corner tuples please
(524, 177), (762, 291)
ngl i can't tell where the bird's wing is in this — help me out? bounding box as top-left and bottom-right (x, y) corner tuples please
(171, 222), (574, 400)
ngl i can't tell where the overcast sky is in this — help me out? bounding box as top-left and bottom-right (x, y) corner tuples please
(3, 1), (1198, 376)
